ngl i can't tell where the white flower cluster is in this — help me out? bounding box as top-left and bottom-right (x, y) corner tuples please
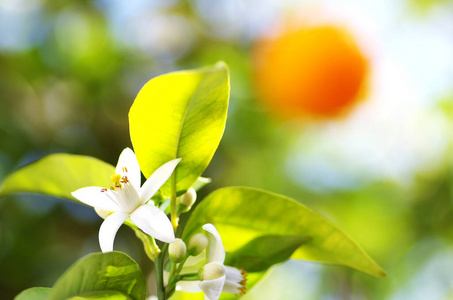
(72, 148), (246, 300)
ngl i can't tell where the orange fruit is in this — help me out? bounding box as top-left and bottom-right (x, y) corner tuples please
(253, 25), (369, 118)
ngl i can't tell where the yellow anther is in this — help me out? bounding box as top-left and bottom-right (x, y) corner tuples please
(110, 173), (122, 183)
(121, 176), (129, 183)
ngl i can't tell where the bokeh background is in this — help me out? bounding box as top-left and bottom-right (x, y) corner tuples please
(1, 0), (453, 299)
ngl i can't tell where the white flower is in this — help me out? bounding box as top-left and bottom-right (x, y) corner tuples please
(177, 224), (246, 300)
(72, 148), (180, 252)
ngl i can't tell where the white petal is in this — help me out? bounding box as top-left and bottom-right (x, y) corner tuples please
(225, 266), (243, 283)
(202, 224), (225, 263)
(163, 270), (170, 286)
(115, 181), (141, 214)
(198, 276), (226, 300)
(139, 158), (181, 203)
(72, 187), (120, 212)
(223, 266), (245, 294)
(176, 280), (202, 293)
(115, 148), (141, 189)
(130, 204), (175, 243)
(94, 207), (111, 219)
(222, 280), (242, 294)
(99, 211), (129, 252)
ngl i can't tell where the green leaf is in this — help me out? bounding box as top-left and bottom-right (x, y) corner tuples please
(68, 290), (131, 299)
(15, 287), (52, 300)
(48, 251), (146, 300)
(225, 235), (310, 272)
(129, 62), (229, 196)
(0, 154), (114, 202)
(183, 187), (386, 278)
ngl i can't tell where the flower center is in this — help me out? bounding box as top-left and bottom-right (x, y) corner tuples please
(109, 172), (130, 190)
(101, 172), (141, 213)
(110, 173), (122, 186)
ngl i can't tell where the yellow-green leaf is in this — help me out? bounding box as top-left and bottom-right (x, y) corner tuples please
(183, 187), (386, 278)
(68, 290), (132, 299)
(0, 154), (114, 202)
(129, 62), (229, 196)
(225, 235), (310, 272)
(49, 252), (146, 300)
(15, 287), (52, 300)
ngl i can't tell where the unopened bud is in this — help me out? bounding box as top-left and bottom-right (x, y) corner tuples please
(187, 233), (208, 256)
(94, 207), (111, 219)
(177, 188), (197, 213)
(200, 261), (226, 280)
(169, 238), (186, 263)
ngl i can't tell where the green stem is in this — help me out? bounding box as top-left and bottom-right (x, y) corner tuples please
(170, 173), (178, 231)
(167, 261), (177, 287)
(179, 273), (200, 279)
(168, 254), (190, 288)
(155, 243), (168, 300)
(176, 254), (189, 275)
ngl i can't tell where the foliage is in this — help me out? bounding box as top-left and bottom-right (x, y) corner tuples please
(129, 62), (229, 196)
(0, 154), (114, 202)
(183, 187), (385, 278)
(14, 252), (146, 300)
(1, 63), (384, 300)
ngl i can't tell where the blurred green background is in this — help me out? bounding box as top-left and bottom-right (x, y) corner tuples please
(1, 0), (453, 299)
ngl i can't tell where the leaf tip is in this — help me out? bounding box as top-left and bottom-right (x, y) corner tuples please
(376, 268), (387, 278)
(364, 263), (386, 278)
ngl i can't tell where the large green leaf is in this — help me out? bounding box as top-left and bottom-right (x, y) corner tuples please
(15, 287), (52, 300)
(225, 235), (310, 272)
(68, 290), (131, 299)
(129, 62), (229, 196)
(0, 154), (114, 202)
(183, 187), (386, 278)
(48, 251), (146, 300)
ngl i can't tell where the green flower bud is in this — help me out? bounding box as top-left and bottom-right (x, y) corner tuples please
(187, 233), (208, 256)
(177, 188), (197, 213)
(180, 188), (197, 207)
(176, 188), (197, 216)
(169, 238), (186, 263)
(200, 261), (226, 280)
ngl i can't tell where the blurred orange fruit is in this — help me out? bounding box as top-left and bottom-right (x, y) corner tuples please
(253, 25), (369, 118)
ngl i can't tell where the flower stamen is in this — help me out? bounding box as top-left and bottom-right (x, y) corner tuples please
(111, 173), (123, 188)
(121, 176), (129, 184)
(239, 269), (247, 295)
(110, 173), (121, 183)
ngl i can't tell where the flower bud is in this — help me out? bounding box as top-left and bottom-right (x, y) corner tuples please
(177, 188), (197, 213)
(169, 238), (186, 263)
(200, 262), (226, 280)
(94, 207), (111, 219)
(187, 233), (208, 256)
